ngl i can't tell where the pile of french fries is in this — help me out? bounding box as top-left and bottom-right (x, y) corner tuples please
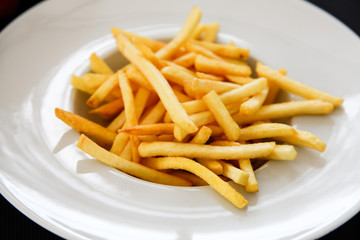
(55, 6), (343, 209)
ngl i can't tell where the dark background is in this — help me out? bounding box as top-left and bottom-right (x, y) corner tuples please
(1, 0), (359, 239)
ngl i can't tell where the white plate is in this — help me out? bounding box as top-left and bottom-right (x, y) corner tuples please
(1, 0), (360, 239)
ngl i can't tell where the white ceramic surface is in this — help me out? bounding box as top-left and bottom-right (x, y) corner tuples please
(1, 0), (360, 239)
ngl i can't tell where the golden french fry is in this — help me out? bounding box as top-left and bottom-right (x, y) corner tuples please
(238, 123), (295, 141)
(203, 91), (241, 141)
(195, 54), (251, 77)
(125, 65), (154, 91)
(89, 98), (124, 120)
(77, 135), (191, 186)
(118, 70), (140, 162)
(119, 123), (174, 135)
(239, 159), (259, 192)
(256, 62), (343, 107)
(240, 88), (269, 115)
(133, 87), (152, 120)
(232, 100), (334, 125)
(195, 72), (224, 81)
(107, 110), (126, 132)
(71, 74), (110, 95)
(186, 41), (223, 60)
(275, 129), (327, 152)
(265, 145), (297, 161)
(55, 108), (116, 147)
(263, 68), (287, 105)
(181, 77), (268, 115)
(172, 52), (197, 68)
(192, 78), (240, 95)
(190, 39), (250, 60)
(160, 65), (195, 86)
(111, 27), (166, 52)
(165, 170), (208, 186)
(226, 75), (254, 85)
(86, 73), (120, 108)
(141, 157), (248, 208)
(131, 37), (165, 70)
(202, 22), (220, 42)
(115, 32), (197, 134)
(190, 23), (206, 40)
(155, 6), (202, 60)
(140, 101), (166, 124)
(138, 141), (276, 159)
(90, 53), (114, 74)
(219, 161), (249, 186)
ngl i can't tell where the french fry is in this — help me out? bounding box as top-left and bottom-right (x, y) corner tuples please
(139, 101), (166, 125)
(89, 98), (124, 120)
(190, 39), (250, 60)
(172, 52), (197, 68)
(71, 74), (110, 95)
(138, 141), (276, 159)
(239, 159), (259, 192)
(131, 37), (165, 70)
(275, 129), (327, 152)
(107, 110), (126, 132)
(203, 91), (241, 141)
(111, 27), (166, 52)
(165, 170), (208, 186)
(202, 22), (220, 42)
(226, 75), (254, 85)
(195, 54), (251, 77)
(125, 65), (154, 91)
(181, 77), (268, 115)
(232, 100), (334, 125)
(115, 32), (198, 134)
(186, 42), (223, 60)
(118, 70), (140, 162)
(89, 53), (114, 74)
(160, 65), (195, 86)
(219, 161), (249, 186)
(240, 88), (269, 115)
(155, 6), (202, 60)
(195, 72), (224, 81)
(264, 144), (297, 161)
(55, 108), (116, 147)
(141, 157), (248, 208)
(86, 73), (120, 108)
(256, 62), (343, 107)
(263, 68), (287, 105)
(133, 87), (152, 120)
(77, 135), (191, 186)
(119, 123), (174, 135)
(190, 23), (206, 40)
(238, 123), (295, 141)
(192, 78), (240, 95)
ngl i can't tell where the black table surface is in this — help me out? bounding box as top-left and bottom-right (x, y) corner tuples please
(1, 0), (359, 239)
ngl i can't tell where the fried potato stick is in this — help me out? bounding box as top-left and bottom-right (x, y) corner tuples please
(256, 62), (343, 107)
(77, 135), (191, 186)
(141, 157), (248, 208)
(138, 141), (276, 159)
(115, 32), (198, 134)
(55, 108), (116, 147)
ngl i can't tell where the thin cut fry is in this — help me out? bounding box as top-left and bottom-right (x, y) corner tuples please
(55, 108), (116, 147)
(192, 78), (239, 95)
(239, 159), (258, 192)
(195, 72), (224, 81)
(89, 98), (124, 120)
(240, 88), (269, 115)
(138, 141), (276, 159)
(195, 54), (251, 77)
(256, 62), (343, 107)
(265, 145), (297, 161)
(172, 52), (197, 68)
(275, 129), (327, 152)
(115, 32), (197, 133)
(86, 73), (120, 108)
(77, 135), (191, 186)
(190, 39), (250, 60)
(219, 161), (249, 186)
(232, 100), (334, 125)
(119, 123), (174, 135)
(203, 91), (241, 141)
(238, 123), (296, 141)
(202, 22), (220, 42)
(161, 65), (195, 86)
(90, 53), (114, 74)
(155, 6), (202, 60)
(141, 157), (248, 208)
